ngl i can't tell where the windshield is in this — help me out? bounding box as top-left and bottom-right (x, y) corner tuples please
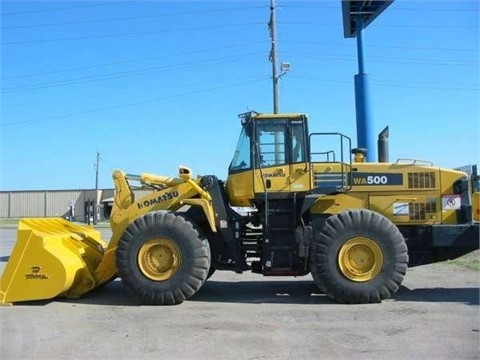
(228, 127), (251, 172)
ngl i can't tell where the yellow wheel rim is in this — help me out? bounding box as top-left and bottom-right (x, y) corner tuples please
(137, 238), (181, 281)
(338, 237), (383, 282)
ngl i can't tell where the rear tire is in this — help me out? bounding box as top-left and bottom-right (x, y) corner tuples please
(116, 212), (210, 305)
(311, 209), (408, 304)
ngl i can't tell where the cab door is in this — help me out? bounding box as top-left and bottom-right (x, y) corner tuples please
(253, 118), (310, 194)
(253, 119), (290, 194)
(288, 119), (310, 193)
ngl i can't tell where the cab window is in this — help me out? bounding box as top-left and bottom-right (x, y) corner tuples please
(291, 122), (306, 163)
(256, 120), (286, 168)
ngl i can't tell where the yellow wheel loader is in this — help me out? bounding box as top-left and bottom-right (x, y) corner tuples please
(1, 112), (479, 305)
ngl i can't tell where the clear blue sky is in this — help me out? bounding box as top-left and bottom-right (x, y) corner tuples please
(1, 0), (478, 190)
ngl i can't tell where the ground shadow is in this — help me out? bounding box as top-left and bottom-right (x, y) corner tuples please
(0, 256), (10, 262)
(7, 279), (479, 307)
(191, 281), (479, 306)
(191, 280), (328, 304)
(6, 280), (139, 307)
(58, 279), (330, 306)
(62, 280), (141, 306)
(395, 286), (479, 305)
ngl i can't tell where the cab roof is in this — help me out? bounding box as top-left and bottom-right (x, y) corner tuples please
(253, 113), (308, 120)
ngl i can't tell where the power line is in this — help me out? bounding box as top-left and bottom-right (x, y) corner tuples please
(280, 4), (478, 12)
(282, 40), (477, 53)
(391, 7), (478, 12)
(2, 1), (133, 16)
(278, 21), (478, 29)
(372, 82), (479, 91)
(5, 50), (474, 94)
(2, 22), (265, 45)
(2, 5), (265, 30)
(1, 41), (267, 80)
(3, 50), (474, 94)
(1, 76), (269, 127)
(288, 75), (352, 85)
(290, 75), (479, 91)
(282, 52), (477, 67)
(1, 52), (267, 93)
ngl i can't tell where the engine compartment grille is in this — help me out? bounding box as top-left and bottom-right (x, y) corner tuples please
(409, 201), (437, 221)
(408, 172), (436, 189)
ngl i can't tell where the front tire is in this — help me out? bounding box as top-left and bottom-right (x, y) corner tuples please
(116, 212), (211, 305)
(311, 209), (408, 304)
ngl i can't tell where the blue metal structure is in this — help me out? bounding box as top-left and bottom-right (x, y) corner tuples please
(342, 0), (394, 161)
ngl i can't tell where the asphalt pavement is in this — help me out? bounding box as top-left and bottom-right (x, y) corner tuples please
(0, 227), (479, 360)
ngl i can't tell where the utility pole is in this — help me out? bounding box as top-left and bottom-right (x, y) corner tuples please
(269, 0), (279, 114)
(269, 0), (281, 163)
(94, 151), (100, 225)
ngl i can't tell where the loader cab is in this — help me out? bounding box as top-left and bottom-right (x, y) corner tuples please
(227, 112), (311, 206)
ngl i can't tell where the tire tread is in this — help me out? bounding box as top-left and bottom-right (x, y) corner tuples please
(116, 211), (210, 305)
(311, 209), (408, 304)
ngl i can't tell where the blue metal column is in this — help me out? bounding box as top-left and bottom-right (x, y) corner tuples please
(354, 16), (375, 161)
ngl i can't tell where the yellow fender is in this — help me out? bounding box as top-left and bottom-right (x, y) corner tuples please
(181, 198), (217, 233)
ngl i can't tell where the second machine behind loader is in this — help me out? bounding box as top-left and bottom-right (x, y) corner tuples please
(1, 111), (479, 305)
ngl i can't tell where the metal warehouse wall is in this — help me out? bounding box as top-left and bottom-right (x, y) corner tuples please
(0, 193), (10, 218)
(9, 192), (45, 218)
(0, 189), (150, 221)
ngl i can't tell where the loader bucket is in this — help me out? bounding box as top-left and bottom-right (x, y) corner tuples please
(0, 218), (108, 304)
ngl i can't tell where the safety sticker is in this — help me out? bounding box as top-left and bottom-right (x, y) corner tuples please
(393, 202), (410, 216)
(442, 194), (461, 210)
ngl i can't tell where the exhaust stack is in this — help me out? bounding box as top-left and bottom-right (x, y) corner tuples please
(378, 126), (389, 163)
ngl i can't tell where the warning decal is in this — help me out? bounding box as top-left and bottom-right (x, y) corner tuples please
(442, 195), (461, 210)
